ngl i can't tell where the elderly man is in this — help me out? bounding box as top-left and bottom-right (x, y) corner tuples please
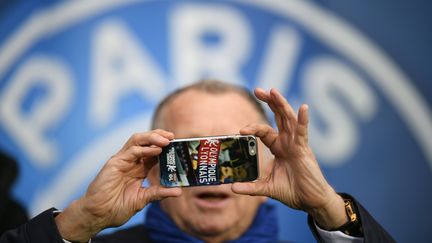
(0, 81), (394, 242)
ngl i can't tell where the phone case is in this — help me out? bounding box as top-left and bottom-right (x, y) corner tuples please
(159, 135), (259, 187)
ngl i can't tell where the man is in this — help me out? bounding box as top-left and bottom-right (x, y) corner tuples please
(0, 152), (28, 235)
(0, 80), (394, 242)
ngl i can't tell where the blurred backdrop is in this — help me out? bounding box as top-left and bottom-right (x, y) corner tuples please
(0, 0), (431, 242)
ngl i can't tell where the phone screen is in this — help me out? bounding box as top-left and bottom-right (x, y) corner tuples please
(159, 135), (259, 187)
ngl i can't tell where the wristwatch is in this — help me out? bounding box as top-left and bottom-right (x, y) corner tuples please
(335, 199), (363, 237)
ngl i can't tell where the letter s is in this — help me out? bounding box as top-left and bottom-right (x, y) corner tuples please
(303, 56), (377, 166)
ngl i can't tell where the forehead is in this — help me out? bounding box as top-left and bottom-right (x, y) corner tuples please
(160, 89), (263, 137)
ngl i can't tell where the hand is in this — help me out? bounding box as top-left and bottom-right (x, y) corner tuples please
(232, 88), (347, 230)
(55, 130), (182, 242)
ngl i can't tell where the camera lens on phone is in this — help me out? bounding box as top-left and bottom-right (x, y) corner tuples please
(249, 141), (255, 147)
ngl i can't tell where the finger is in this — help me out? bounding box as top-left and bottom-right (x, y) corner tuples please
(261, 97), (286, 134)
(135, 130), (174, 146)
(266, 100), (282, 127)
(254, 88), (299, 138)
(153, 129), (175, 139)
(269, 89), (297, 122)
(272, 106), (290, 134)
(141, 185), (182, 205)
(254, 88), (270, 102)
(231, 180), (268, 197)
(268, 89), (299, 135)
(119, 145), (163, 162)
(255, 88), (277, 114)
(121, 130), (173, 151)
(296, 104), (309, 145)
(240, 124), (278, 149)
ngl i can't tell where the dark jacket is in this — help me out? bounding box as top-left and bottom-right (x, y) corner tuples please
(0, 196), (395, 243)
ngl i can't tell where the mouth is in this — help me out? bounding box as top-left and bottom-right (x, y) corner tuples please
(193, 190), (231, 209)
(197, 192), (229, 201)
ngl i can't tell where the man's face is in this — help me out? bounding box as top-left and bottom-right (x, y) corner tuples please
(153, 89), (269, 241)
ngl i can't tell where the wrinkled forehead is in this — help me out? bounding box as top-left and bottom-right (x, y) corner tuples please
(156, 89), (264, 137)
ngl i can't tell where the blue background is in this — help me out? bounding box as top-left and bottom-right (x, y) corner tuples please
(0, 1), (431, 242)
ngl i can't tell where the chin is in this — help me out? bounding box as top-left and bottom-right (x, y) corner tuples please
(190, 219), (233, 237)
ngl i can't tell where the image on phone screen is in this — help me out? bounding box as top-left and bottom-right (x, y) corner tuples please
(159, 135), (259, 187)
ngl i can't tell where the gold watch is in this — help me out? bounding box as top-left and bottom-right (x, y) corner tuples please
(335, 199), (363, 237)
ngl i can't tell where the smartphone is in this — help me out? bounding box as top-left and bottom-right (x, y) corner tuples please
(159, 134), (259, 187)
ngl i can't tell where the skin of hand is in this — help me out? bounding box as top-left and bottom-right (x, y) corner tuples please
(55, 130), (182, 242)
(232, 88), (348, 230)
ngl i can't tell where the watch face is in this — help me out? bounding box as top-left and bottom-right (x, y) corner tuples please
(344, 200), (357, 222)
(336, 199), (363, 237)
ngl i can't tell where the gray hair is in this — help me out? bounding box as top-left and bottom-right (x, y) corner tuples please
(151, 80), (269, 129)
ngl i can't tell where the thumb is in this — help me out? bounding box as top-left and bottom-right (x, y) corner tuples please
(231, 181), (268, 197)
(139, 186), (182, 208)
